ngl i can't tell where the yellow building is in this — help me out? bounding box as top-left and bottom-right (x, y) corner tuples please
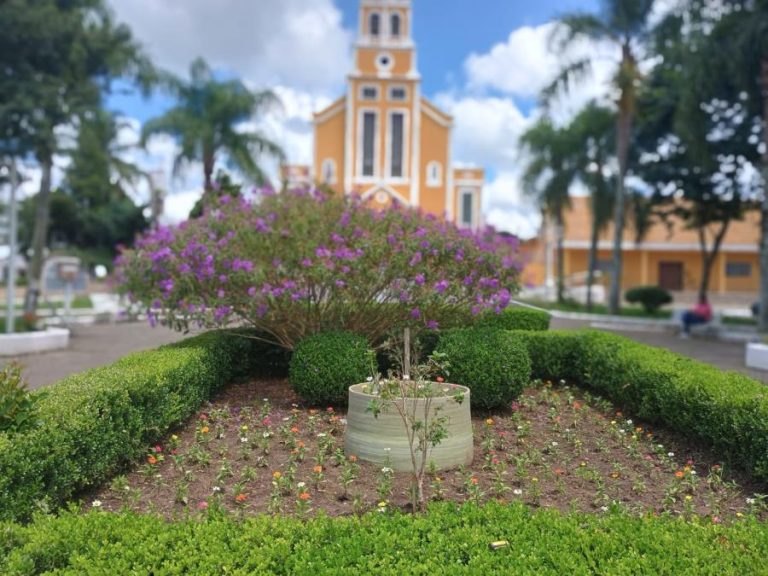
(288, 0), (484, 229)
(527, 196), (760, 296)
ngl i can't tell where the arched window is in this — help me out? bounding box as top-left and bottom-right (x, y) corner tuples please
(426, 161), (442, 187)
(390, 13), (401, 37)
(370, 13), (380, 37)
(321, 159), (336, 184)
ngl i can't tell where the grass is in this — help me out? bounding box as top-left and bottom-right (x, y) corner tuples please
(520, 299), (672, 319)
(13, 295), (93, 310)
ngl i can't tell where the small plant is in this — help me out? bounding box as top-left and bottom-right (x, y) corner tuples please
(0, 362), (39, 434)
(624, 285), (672, 314)
(366, 352), (461, 512)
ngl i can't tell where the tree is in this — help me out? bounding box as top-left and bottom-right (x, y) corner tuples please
(544, 0), (656, 314)
(568, 102), (616, 310)
(519, 118), (579, 303)
(189, 170), (243, 219)
(634, 2), (758, 302)
(0, 0), (154, 313)
(708, 0), (768, 330)
(141, 58), (285, 199)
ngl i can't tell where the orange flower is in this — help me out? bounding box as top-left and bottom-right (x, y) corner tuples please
(273, 471), (282, 479)
(348, 455), (358, 463)
(470, 477), (479, 485)
(297, 441), (305, 449)
(201, 426), (209, 434)
(436, 376), (444, 383)
(572, 401), (582, 410)
(298, 491), (311, 501)
(147, 455), (158, 465)
(313, 465), (323, 474)
(610, 471), (620, 479)
(290, 426), (299, 434)
(675, 471), (684, 479)
(554, 468), (565, 476)
(485, 418), (494, 426)
(235, 493), (248, 503)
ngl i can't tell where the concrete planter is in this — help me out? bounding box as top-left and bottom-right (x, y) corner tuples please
(345, 382), (473, 472)
(745, 342), (768, 370)
(0, 327), (69, 356)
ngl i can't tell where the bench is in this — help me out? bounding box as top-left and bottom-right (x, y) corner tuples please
(670, 308), (723, 337)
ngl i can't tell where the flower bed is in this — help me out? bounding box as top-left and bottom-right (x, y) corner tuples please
(86, 377), (765, 522)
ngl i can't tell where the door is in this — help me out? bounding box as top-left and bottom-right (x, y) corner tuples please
(658, 262), (683, 291)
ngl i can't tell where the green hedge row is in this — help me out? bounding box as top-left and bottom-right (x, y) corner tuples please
(514, 329), (768, 480)
(477, 306), (551, 331)
(2, 503), (767, 574)
(0, 330), (263, 523)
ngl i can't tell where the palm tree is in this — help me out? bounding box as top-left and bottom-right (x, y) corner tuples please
(519, 118), (579, 303)
(543, 0), (655, 314)
(709, 0), (768, 330)
(142, 58), (285, 200)
(568, 102), (616, 311)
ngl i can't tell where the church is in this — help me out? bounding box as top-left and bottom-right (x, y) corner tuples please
(285, 0), (484, 230)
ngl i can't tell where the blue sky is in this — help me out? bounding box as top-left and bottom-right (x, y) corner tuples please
(99, 0), (613, 237)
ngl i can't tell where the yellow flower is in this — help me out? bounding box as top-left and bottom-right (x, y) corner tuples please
(272, 471), (282, 480)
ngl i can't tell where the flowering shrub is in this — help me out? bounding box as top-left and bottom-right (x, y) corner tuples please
(116, 188), (521, 349)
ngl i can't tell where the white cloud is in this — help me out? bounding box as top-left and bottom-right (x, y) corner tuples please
(109, 0), (352, 94)
(482, 171), (541, 239)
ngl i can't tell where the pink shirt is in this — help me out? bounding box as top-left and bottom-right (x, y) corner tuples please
(693, 303), (712, 322)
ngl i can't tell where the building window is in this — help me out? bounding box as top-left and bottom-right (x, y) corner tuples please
(370, 13), (380, 37)
(460, 189), (474, 227)
(389, 86), (407, 101)
(426, 161), (442, 187)
(390, 112), (404, 178)
(362, 111), (376, 177)
(360, 85), (378, 101)
(726, 261), (752, 277)
(390, 13), (401, 37)
(321, 159), (336, 185)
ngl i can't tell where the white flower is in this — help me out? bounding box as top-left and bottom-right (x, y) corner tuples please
(618, 429), (625, 434)
(340, 418), (347, 426)
(517, 425), (523, 430)
(92, 500), (102, 508)
(690, 470), (697, 475)
(317, 433), (327, 438)
(565, 429), (571, 434)
(366, 376), (373, 382)
(212, 486), (222, 493)
(381, 467), (393, 474)
(513, 489), (523, 496)
(263, 432), (271, 438)
(746, 498), (756, 505)
(262, 398), (269, 403)
(626, 419), (633, 425)
(668, 452), (675, 458)
(551, 441), (558, 447)
(240, 437), (248, 443)
(384, 447), (391, 453)
(297, 482), (306, 488)
(282, 417), (290, 421)
(600, 506), (608, 512)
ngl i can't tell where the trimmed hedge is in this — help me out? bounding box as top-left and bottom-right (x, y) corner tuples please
(289, 331), (372, 406)
(437, 328), (531, 410)
(2, 503), (768, 574)
(476, 306), (551, 331)
(625, 285), (673, 313)
(0, 329), (263, 523)
(513, 329), (768, 480)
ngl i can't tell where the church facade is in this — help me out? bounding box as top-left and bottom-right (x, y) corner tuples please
(287, 0), (484, 230)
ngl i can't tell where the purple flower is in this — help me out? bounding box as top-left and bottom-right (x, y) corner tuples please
(339, 211), (351, 227)
(409, 252), (422, 266)
(247, 286), (257, 297)
(410, 308), (421, 319)
(217, 289), (226, 298)
(414, 273), (425, 286)
(433, 280), (449, 294)
(331, 232), (344, 244)
(316, 246), (332, 259)
(426, 320), (439, 330)
(256, 303), (268, 317)
(301, 258), (313, 267)
(335, 280), (346, 288)
(218, 274), (228, 283)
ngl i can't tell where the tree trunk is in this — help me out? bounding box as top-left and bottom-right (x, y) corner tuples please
(759, 59), (768, 332)
(699, 222), (729, 303)
(24, 153), (54, 315)
(609, 107), (632, 315)
(586, 209), (600, 312)
(555, 211), (566, 303)
(203, 155), (214, 192)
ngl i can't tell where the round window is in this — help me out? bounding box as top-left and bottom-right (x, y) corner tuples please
(376, 53), (394, 71)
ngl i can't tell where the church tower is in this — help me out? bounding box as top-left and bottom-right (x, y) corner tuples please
(311, 0), (483, 228)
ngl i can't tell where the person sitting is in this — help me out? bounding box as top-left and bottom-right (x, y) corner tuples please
(680, 295), (712, 338)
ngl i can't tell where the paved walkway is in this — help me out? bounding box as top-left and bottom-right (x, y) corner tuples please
(3, 323), (186, 390)
(3, 318), (766, 390)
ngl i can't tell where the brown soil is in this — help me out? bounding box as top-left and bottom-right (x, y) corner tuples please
(91, 378), (768, 523)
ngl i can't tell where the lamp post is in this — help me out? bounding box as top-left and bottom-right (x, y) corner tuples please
(4, 159), (18, 334)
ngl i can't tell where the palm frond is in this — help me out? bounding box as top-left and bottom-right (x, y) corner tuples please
(540, 58), (593, 109)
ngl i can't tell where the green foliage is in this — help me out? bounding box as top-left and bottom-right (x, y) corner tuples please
(624, 285), (673, 313)
(436, 328), (531, 410)
(0, 364), (39, 434)
(0, 330), (260, 523)
(3, 503), (768, 574)
(514, 329), (768, 480)
(477, 307), (550, 331)
(289, 332), (371, 406)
